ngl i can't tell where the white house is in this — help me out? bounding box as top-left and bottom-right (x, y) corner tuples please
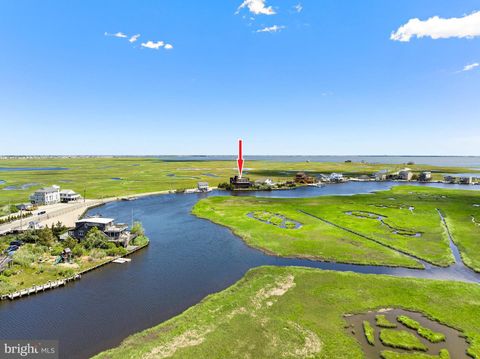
(60, 189), (81, 203)
(329, 173), (344, 183)
(30, 185), (60, 205)
(374, 170), (388, 181)
(197, 182), (209, 192)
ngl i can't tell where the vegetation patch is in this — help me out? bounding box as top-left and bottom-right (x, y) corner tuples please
(249, 211), (301, 229)
(363, 320), (375, 345)
(381, 349), (451, 359)
(94, 267), (479, 359)
(194, 186), (480, 270)
(379, 329), (428, 351)
(376, 314), (397, 328)
(397, 315), (446, 343)
(0, 222), (148, 295)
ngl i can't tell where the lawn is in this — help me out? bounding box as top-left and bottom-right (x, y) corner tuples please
(93, 266), (480, 359)
(193, 186), (480, 270)
(0, 157), (476, 208)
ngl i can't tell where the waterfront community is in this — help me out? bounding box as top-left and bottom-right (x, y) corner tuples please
(0, 157), (479, 358)
(2, 0), (480, 357)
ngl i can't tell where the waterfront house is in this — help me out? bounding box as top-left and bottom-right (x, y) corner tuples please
(230, 176), (252, 189)
(197, 182), (209, 192)
(374, 170), (388, 181)
(317, 174), (330, 182)
(329, 173), (345, 183)
(460, 177), (473, 185)
(60, 189), (81, 203)
(444, 175), (457, 184)
(69, 217), (133, 247)
(30, 185), (60, 205)
(419, 171), (432, 182)
(398, 169), (413, 181)
(295, 172), (315, 184)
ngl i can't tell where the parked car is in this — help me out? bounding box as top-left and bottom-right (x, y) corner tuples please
(37, 210), (46, 215)
(9, 240), (23, 247)
(6, 245), (19, 252)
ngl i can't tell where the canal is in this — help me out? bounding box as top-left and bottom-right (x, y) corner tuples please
(0, 182), (478, 358)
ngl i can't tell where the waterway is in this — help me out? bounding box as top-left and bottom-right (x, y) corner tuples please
(0, 182), (478, 358)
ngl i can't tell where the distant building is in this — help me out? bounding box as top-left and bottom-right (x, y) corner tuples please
(329, 173), (345, 183)
(69, 217), (132, 247)
(254, 179), (274, 187)
(398, 169), (413, 181)
(419, 171), (432, 182)
(60, 189), (81, 203)
(317, 174), (330, 182)
(30, 185), (60, 205)
(444, 175), (457, 184)
(460, 177), (473, 185)
(230, 176), (252, 189)
(295, 172), (315, 184)
(374, 170), (388, 181)
(197, 182), (209, 192)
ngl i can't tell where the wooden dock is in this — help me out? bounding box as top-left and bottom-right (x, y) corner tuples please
(0, 241), (149, 301)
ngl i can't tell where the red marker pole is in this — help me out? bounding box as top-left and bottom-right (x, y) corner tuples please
(237, 139), (244, 178)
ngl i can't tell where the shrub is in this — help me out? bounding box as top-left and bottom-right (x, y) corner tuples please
(131, 222), (145, 236)
(72, 245), (85, 257)
(89, 248), (106, 260)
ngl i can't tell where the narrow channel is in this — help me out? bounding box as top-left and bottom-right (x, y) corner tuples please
(0, 182), (478, 359)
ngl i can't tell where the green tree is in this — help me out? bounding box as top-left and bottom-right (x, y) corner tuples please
(83, 227), (109, 249)
(131, 221), (145, 236)
(37, 227), (55, 246)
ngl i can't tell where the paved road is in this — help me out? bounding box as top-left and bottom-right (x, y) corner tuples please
(0, 200), (102, 234)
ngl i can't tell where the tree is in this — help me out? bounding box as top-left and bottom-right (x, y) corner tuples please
(83, 227), (109, 250)
(37, 227), (55, 246)
(131, 221), (145, 236)
(51, 221), (68, 239)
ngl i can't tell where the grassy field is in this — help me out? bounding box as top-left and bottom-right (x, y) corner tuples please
(193, 186), (480, 270)
(0, 157), (477, 209)
(93, 266), (480, 359)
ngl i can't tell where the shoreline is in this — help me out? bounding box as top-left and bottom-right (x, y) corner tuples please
(0, 241), (149, 301)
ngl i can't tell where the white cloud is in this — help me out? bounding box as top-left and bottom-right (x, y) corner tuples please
(256, 25), (285, 33)
(391, 11), (480, 42)
(462, 62), (479, 72)
(129, 34), (140, 43)
(164, 44), (173, 50)
(237, 0), (275, 16)
(294, 3), (303, 13)
(105, 32), (128, 38)
(141, 40), (165, 50)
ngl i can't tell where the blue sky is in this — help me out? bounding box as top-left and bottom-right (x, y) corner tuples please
(1, 0), (479, 155)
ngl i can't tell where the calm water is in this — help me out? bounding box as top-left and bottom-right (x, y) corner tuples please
(0, 182), (479, 358)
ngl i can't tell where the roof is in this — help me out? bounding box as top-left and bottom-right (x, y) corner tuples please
(34, 186), (60, 193)
(197, 182), (209, 186)
(60, 189), (77, 194)
(76, 217), (114, 225)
